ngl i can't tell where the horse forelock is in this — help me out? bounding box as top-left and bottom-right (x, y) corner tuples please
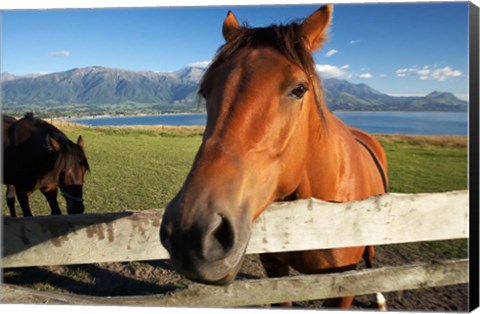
(55, 140), (90, 174)
(200, 21), (328, 124)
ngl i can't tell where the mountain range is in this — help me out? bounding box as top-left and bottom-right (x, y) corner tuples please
(1, 66), (468, 117)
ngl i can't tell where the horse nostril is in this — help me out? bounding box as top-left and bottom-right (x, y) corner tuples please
(203, 213), (235, 261)
(213, 215), (235, 252)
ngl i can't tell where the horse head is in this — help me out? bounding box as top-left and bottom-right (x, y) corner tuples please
(161, 5), (333, 285)
(50, 135), (89, 214)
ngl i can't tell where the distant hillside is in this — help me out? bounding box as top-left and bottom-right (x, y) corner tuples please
(322, 78), (467, 111)
(1, 66), (200, 116)
(1, 66), (467, 117)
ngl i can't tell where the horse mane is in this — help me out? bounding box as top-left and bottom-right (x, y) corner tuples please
(200, 21), (329, 124)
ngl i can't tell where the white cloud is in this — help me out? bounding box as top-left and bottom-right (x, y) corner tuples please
(189, 60), (211, 69)
(315, 64), (352, 79)
(325, 49), (338, 57)
(48, 50), (71, 57)
(350, 40), (361, 44)
(359, 73), (373, 79)
(395, 68), (409, 77)
(430, 67), (462, 81)
(396, 65), (462, 81)
(340, 64), (350, 69)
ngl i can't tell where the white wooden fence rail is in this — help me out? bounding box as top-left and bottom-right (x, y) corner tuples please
(2, 190), (468, 268)
(1, 190), (469, 307)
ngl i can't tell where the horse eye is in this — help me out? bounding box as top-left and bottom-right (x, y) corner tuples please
(290, 84), (308, 99)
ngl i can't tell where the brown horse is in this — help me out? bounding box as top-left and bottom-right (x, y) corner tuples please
(160, 5), (388, 308)
(3, 113), (90, 217)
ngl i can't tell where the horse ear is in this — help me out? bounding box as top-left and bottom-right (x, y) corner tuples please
(49, 136), (61, 152)
(223, 10), (240, 41)
(301, 4), (333, 51)
(77, 136), (84, 149)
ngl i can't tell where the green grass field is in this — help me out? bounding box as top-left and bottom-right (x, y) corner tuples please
(2, 125), (467, 216)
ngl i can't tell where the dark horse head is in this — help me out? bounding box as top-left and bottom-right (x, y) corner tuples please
(160, 4), (388, 292)
(51, 132), (89, 214)
(3, 113), (90, 216)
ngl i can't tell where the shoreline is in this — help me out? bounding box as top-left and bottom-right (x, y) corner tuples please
(62, 111), (205, 121)
(59, 109), (469, 122)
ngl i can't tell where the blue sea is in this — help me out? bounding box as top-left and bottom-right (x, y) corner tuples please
(71, 111), (468, 136)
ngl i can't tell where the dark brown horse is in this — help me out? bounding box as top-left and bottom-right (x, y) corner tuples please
(160, 5), (388, 308)
(3, 113), (89, 217)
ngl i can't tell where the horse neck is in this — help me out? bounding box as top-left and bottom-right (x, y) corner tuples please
(297, 110), (361, 202)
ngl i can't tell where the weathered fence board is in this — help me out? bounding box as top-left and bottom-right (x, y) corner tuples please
(1, 259), (468, 307)
(2, 190), (468, 268)
(249, 190), (468, 253)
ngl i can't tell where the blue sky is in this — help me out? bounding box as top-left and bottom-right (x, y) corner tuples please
(1, 1), (470, 99)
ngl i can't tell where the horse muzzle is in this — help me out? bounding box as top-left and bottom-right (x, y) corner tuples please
(166, 244), (247, 286)
(66, 200), (85, 215)
(160, 198), (252, 285)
